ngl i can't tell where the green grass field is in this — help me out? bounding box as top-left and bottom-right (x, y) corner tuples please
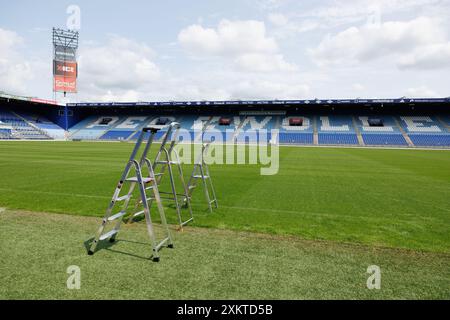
(0, 141), (449, 299)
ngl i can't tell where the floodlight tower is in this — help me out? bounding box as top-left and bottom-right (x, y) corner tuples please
(52, 28), (79, 102)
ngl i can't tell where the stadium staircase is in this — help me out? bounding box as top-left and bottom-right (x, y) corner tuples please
(352, 116), (365, 146)
(437, 116), (450, 131)
(394, 118), (414, 147)
(313, 116), (319, 145)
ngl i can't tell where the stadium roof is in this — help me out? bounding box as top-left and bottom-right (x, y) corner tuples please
(0, 92), (63, 106)
(67, 97), (450, 108)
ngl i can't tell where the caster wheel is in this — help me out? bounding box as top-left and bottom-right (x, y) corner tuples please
(152, 257), (160, 262)
(88, 250), (94, 256)
(168, 244), (174, 249)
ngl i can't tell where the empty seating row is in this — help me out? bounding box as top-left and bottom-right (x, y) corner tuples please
(362, 134), (408, 146)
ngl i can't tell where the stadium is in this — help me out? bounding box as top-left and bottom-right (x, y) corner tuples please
(1, 1), (449, 303)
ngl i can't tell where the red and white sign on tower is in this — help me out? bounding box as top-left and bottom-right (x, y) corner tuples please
(52, 28), (79, 95)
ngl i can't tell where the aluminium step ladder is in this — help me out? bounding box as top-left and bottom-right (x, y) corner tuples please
(88, 126), (173, 262)
(185, 141), (218, 213)
(129, 122), (194, 230)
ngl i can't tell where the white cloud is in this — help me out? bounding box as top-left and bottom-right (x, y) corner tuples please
(294, 0), (447, 29)
(309, 17), (448, 68)
(179, 20), (278, 55)
(234, 53), (297, 72)
(353, 83), (365, 91)
(404, 86), (440, 98)
(268, 13), (289, 27)
(268, 13), (320, 38)
(229, 79), (310, 100)
(178, 19), (296, 72)
(78, 35), (160, 94)
(0, 28), (34, 95)
(398, 42), (450, 69)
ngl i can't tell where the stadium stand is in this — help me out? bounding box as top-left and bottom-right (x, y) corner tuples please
(235, 116), (276, 144)
(0, 110), (51, 140)
(2, 96), (450, 148)
(278, 116), (314, 144)
(318, 115), (359, 145)
(15, 111), (65, 139)
(69, 115), (124, 140)
(99, 116), (149, 140)
(398, 116), (450, 147)
(357, 116), (408, 146)
(128, 116), (179, 141)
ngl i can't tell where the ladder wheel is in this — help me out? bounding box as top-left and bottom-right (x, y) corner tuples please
(152, 257), (160, 262)
(168, 244), (174, 249)
(109, 238), (116, 243)
(87, 250), (94, 256)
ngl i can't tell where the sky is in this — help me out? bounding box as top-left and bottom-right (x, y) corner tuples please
(0, 0), (450, 102)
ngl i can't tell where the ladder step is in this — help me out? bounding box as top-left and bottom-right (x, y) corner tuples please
(133, 210), (145, 217)
(126, 177), (153, 183)
(116, 194), (132, 202)
(99, 229), (118, 241)
(145, 185), (154, 190)
(156, 161), (180, 165)
(193, 175), (209, 179)
(180, 217), (194, 227)
(188, 185), (196, 190)
(210, 200), (216, 204)
(108, 211), (127, 221)
(155, 237), (170, 251)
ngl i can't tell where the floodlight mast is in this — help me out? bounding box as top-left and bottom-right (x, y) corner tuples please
(52, 28), (79, 49)
(52, 28), (79, 99)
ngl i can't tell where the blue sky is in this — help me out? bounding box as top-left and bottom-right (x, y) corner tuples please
(1, 0), (449, 102)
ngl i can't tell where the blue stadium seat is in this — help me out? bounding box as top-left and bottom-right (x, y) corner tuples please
(100, 130), (135, 140)
(362, 134), (408, 146)
(279, 132), (313, 144)
(319, 133), (358, 145)
(409, 134), (450, 147)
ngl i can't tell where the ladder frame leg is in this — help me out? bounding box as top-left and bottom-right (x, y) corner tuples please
(134, 161), (161, 261)
(204, 162), (218, 208)
(199, 164), (213, 213)
(88, 160), (135, 254)
(172, 148), (193, 227)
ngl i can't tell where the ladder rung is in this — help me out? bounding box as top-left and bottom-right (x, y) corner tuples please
(210, 200), (216, 204)
(145, 186), (154, 190)
(155, 237), (170, 251)
(116, 194), (131, 202)
(108, 211), (127, 221)
(188, 185), (196, 190)
(159, 191), (188, 197)
(180, 217), (194, 227)
(133, 210), (145, 217)
(156, 161), (180, 165)
(99, 229), (118, 241)
(193, 175), (209, 179)
(159, 196), (176, 201)
(126, 177), (153, 183)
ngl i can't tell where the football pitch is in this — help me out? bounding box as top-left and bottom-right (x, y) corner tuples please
(0, 141), (449, 299)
